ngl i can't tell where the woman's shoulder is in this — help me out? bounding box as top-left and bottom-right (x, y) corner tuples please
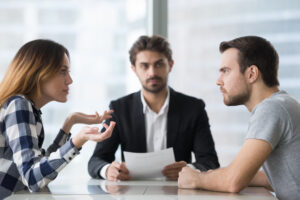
(3, 95), (31, 110)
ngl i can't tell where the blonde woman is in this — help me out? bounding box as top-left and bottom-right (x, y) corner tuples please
(0, 39), (115, 199)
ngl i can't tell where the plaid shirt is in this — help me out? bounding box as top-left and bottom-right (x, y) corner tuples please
(0, 95), (80, 199)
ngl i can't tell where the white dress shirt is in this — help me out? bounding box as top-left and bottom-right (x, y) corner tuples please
(100, 89), (170, 179)
(141, 89), (170, 152)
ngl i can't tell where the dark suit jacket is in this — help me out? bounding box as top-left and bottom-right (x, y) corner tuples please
(88, 88), (219, 178)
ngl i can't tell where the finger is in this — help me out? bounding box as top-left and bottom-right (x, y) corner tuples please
(99, 110), (106, 122)
(84, 126), (99, 133)
(163, 169), (180, 177)
(103, 110), (113, 118)
(111, 161), (121, 169)
(103, 121), (116, 131)
(117, 173), (131, 180)
(107, 109), (114, 114)
(93, 122), (115, 141)
(162, 167), (180, 174)
(164, 172), (179, 180)
(95, 111), (101, 119)
(109, 170), (119, 178)
(163, 164), (183, 171)
(120, 163), (129, 173)
(102, 123), (115, 137)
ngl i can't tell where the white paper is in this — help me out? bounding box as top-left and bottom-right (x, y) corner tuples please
(124, 148), (175, 179)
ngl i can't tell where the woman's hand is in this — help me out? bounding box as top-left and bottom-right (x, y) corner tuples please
(72, 121), (116, 148)
(62, 110), (114, 133)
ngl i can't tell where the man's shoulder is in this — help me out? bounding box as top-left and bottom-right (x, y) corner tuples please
(256, 91), (298, 114)
(171, 89), (205, 107)
(110, 91), (140, 107)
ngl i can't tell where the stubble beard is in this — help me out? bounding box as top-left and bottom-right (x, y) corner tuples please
(142, 77), (167, 94)
(223, 89), (250, 106)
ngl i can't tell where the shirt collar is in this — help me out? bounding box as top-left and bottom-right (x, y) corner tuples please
(140, 87), (170, 115)
(18, 94), (42, 115)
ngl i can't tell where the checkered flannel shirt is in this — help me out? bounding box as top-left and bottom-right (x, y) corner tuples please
(0, 95), (80, 199)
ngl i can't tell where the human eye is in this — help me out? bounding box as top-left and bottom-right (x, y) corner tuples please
(60, 67), (70, 75)
(220, 67), (230, 74)
(155, 61), (164, 68)
(60, 69), (67, 75)
(140, 63), (148, 69)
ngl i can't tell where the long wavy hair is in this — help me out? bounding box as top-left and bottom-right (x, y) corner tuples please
(0, 39), (69, 106)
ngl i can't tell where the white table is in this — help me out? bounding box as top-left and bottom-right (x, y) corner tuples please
(7, 179), (277, 200)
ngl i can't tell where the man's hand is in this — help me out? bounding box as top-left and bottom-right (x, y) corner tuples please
(178, 166), (202, 188)
(106, 161), (130, 181)
(162, 161), (187, 180)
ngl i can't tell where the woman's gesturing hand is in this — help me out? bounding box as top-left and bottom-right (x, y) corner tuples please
(62, 110), (114, 133)
(72, 121), (116, 148)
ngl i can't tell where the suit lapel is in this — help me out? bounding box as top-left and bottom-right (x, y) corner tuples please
(167, 88), (180, 148)
(132, 91), (147, 152)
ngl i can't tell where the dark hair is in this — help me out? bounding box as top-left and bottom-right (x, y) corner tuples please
(219, 36), (279, 87)
(0, 39), (69, 105)
(129, 35), (173, 66)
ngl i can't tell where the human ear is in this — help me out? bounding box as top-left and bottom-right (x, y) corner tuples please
(247, 65), (259, 83)
(131, 65), (137, 73)
(168, 60), (174, 72)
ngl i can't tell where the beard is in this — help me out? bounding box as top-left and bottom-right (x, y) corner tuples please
(142, 76), (167, 94)
(223, 88), (250, 106)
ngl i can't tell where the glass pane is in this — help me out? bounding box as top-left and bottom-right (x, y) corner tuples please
(0, 0), (147, 181)
(168, 0), (300, 166)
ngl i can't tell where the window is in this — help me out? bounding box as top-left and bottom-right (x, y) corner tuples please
(0, 0), (148, 181)
(168, 0), (300, 166)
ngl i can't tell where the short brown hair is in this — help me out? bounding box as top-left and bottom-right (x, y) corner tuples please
(219, 36), (279, 87)
(129, 35), (173, 66)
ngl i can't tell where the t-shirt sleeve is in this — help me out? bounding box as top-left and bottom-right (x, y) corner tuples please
(246, 101), (291, 149)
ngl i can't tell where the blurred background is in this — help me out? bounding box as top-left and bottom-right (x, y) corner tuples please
(0, 0), (299, 183)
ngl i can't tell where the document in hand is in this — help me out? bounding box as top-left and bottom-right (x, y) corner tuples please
(124, 148), (175, 179)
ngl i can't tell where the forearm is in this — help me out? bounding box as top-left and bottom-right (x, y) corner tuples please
(195, 168), (234, 192)
(46, 129), (71, 155)
(194, 166), (254, 193)
(18, 140), (79, 191)
(62, 115), (74, 133)
(249, 170), (273, 191)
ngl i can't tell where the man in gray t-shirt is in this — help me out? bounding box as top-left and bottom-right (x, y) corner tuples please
(247, 90), (300, 198)
(178, 36), (300, 200)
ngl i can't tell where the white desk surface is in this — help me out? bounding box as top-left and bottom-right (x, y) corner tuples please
(7, 179), (277, 200)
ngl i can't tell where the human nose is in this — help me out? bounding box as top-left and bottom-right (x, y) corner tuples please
(66, 72), (73, 85)
(216, 74), (223, 86)
(147, 65), (156, 77)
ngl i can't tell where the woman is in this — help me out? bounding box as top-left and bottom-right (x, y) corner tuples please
(0, 39), (116, 199)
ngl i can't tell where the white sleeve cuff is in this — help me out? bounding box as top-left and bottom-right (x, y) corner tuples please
(187, 163), (196, 170)
(100, 164), (110, 179)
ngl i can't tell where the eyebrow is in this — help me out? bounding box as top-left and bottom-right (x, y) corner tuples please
(155, 59), (164, 63)
(139, 58), (164, 65)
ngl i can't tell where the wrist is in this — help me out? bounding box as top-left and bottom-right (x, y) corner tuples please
(72, 134), (86, 148)
(195, 171), (202, 188)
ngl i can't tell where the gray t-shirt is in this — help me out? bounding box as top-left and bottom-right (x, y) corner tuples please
(246, 90), (300, 200)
